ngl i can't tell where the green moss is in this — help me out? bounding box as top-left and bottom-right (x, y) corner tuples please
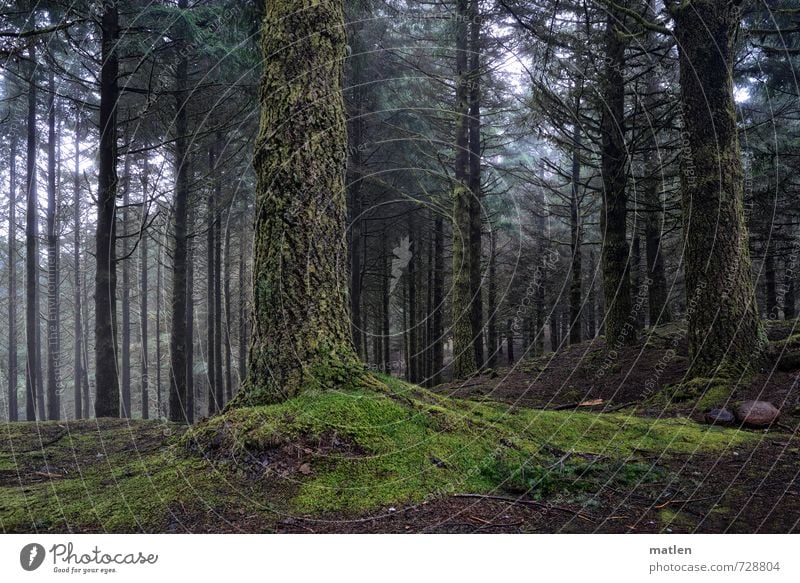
(185, 374), (757, 515)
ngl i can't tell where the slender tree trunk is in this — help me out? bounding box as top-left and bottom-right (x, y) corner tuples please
(238, 220), (246, 389)
(156, 229), (163, 418)
(169, 0), (190, 421)
(95, 3), (120, 417)
(81, 268), (91, 418)
(785, 252), (796, 320)
(764, 251), (777, 318)
(451, 0), (477, 379)
(382, 224), (391, 375)
(431, 216), (444, 384)
(186, 212), (195, 424)
(8, 125), (19, 421)
(487, 230), (497, 368)
(206, 147), (217, 414)
(407, 213), (418, 383)
(238, 0), (361, 406)
(139, 162), (149, 420)
(120, 154), (131, 418)
(224, 214), (233, 401)
(569, 107), (583, 345)
(25, 45), (40, 421)
(468, 0), (484, 369)
(213, 148), (224, 408)
(72, 125), (83, 419)
(600, 3), (633, 349)
(672, 0), (765, 375)
(588, 250), (597, 339)
(46, 68), (61, 421)
(506, 319), (514, 364)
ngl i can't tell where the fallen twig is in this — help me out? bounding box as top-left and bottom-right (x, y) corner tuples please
(654, 495), (720, 509)
(452, 493), (596, 522)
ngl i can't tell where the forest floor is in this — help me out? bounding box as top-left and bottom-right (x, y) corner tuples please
(2, 320), (799, 534)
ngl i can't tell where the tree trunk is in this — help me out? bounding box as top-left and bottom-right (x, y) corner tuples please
(506, 319), (514, 364)
(206, 147), (217, 414)
(569, 106), (583, 345)
(8, 123), (18, 421)
(186, 212), (195, 424)
(764, 251), (777, 318)
(25, 45), (40, 421)
(140, 161), (149, 420)
(468, 0), (484, 369)
(431, 216), (444, 384)
(156, 225), (163, 418)
(238, 0), (361, 406)
(600, 3), (634, 349)
(672, 0), (765, 375)
(238, 220), (247, 388)
(169, 0), (190, 422)
(785, 254), (796, 320)
(224, 213), (233, 401)
(451, 0), (477, 379)
(94, 4), (120, 418)
(120, 154), (131, 418)
(486, 230), (497, 368)
(382, 224), (391, 375)
(407, 213), (418, 383)
(45, 68), (61, 421)
(213, 150), (224, 408)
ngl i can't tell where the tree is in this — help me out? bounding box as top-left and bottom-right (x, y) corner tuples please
(670, 0), (765, 374)
(235, 0), (361, 406)
(94, 1), (120, 418)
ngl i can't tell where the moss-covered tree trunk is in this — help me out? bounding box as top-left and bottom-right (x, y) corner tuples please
(237, 0), (361, 406)
(672, 0), (765, 375)
(451, 0), (477, 380)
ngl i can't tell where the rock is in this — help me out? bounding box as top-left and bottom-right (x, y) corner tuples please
(734, 400), (780, 427)
(704, 408), (735, 426)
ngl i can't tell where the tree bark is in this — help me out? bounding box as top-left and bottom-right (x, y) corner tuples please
(25, 45), (41, 421)
(451, 0), (477, 379)
(238, 0), (362, 406)
(120, 153), (131, 418)
(169, 0), (190, 422)
(672, 0), (765, 375)
(600, 3), (634, 349)
(569, 103), (583, 346)
(206, 147), (217, 414)
(139, 161), (149, 420)
(94, 3), (120, 418)
(8, 120), (18, 421)
(431, 216), (444, 384)
(468, 0), (484, 369)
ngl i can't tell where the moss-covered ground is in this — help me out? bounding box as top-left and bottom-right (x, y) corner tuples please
(1, 373), (768, 533)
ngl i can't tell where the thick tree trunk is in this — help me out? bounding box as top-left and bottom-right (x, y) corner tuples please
(600, 3), (634, 349)
(169, 0), (190, 422)
(451, 0), (477, 379)
(25, 46), (40, 421)
(94, 4), (120, 418)
(238, 0), (361, 406)
(785, 254), (796, 320)
(672, 1), (765, 375)
(8, 125), (18, 421)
